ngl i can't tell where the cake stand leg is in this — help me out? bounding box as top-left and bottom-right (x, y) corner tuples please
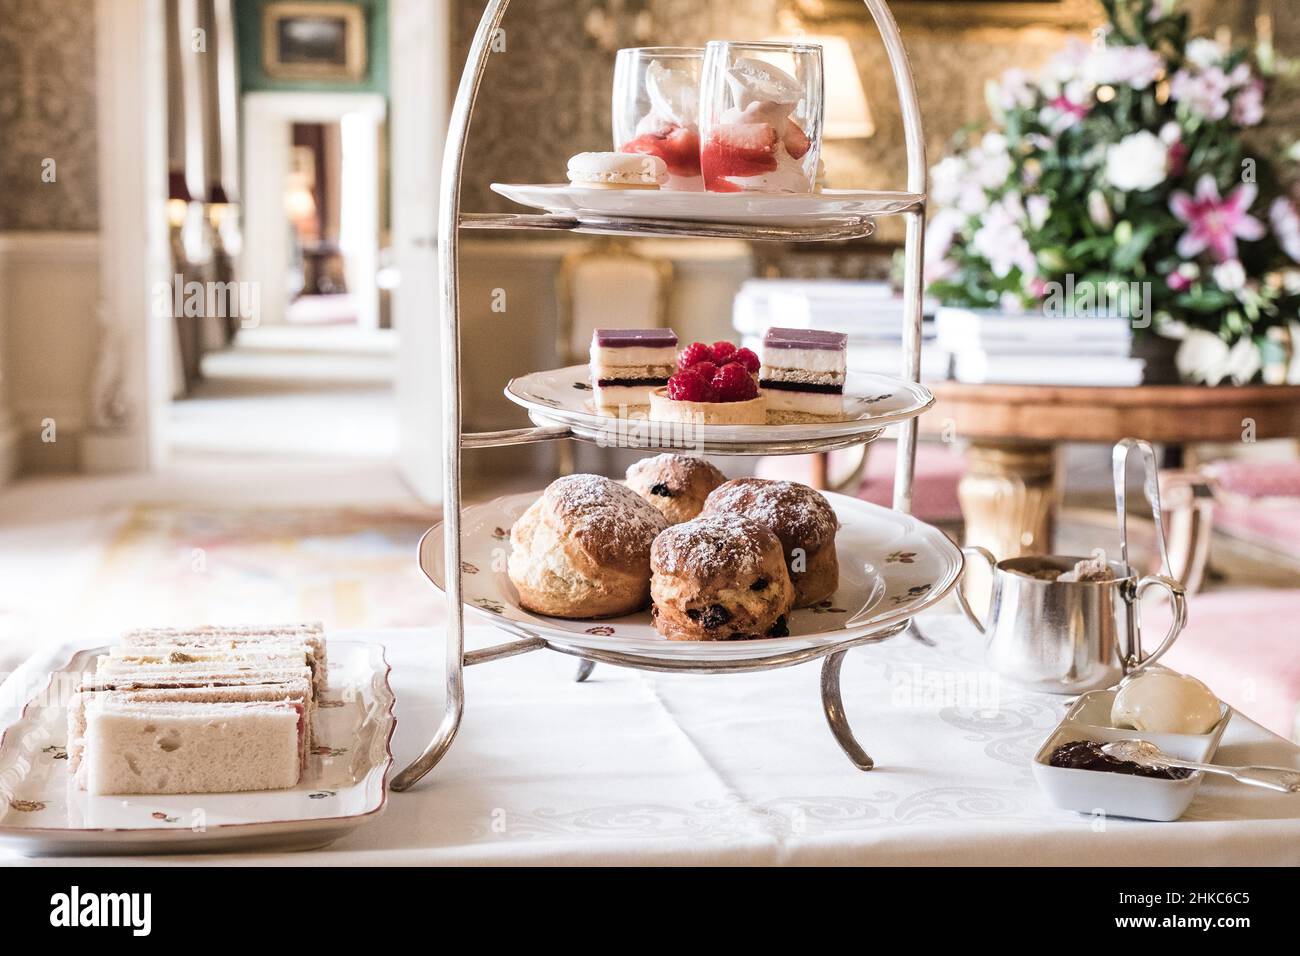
(820, 649), (874, 771)
(575, 659), (596, 682)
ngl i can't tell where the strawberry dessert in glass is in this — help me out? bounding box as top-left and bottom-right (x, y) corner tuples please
(699, 41), (823, 193)
(613, 47), (705, 192)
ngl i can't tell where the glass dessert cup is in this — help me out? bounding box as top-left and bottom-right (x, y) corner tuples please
(613, 47), (705, 192)
(698, 40), (824, 194)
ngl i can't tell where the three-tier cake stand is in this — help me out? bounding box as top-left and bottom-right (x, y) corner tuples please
(391, 0), (957, 791)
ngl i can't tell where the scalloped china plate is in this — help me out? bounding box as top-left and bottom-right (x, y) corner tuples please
(0, 641), (395, 856)
(505, 365), (934, 452)
(421, 490), (963, 661)
(490, 183), (924, 226)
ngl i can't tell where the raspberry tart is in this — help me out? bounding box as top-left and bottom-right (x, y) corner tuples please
(648, 340), (767, 425)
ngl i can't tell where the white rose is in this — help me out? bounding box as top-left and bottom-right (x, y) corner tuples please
(1212, 259), (1246, 292)
(930, 156), (966, 207)
(1105, 131), (1168, 192)
(1176, 330), (1230, 385)
(1224, 336), (1262, 385)
(1185, 37), (1225, 70)
(1026, 194), (1050, 230)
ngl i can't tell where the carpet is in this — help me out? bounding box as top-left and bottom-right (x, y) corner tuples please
(80, 504), (446, 634)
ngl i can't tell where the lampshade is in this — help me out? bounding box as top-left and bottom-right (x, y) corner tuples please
(812, 34), (874, 139)
(767, 34), (874, 140)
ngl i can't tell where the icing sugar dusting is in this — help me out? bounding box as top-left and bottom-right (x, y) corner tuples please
(545, 474), (666, 562)
(703, 478), (837, 551)
(651, 514), (781, 577)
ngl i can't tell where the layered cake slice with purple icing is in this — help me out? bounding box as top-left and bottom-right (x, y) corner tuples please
(759, 327), (848, 421)
(589, 328), (678, 409)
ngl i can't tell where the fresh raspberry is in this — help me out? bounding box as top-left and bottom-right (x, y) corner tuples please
(783, 120), (811, 160)
(677, 342), (713, 371)
(667, 370), (716, 402)
(711, 341), (738, 362)
(731, 347), (760, 374)
(688, 360), (718, 383)
(712, 362), (759, 401)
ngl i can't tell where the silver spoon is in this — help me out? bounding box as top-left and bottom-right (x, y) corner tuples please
(1102, 739), (1300, 793)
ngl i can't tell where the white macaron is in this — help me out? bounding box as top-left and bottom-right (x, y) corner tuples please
(566, 151), (668, 189)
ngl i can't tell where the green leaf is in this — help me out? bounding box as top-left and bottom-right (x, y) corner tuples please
(1112, 222), (1158, 272)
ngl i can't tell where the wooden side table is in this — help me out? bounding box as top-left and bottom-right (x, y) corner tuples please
(919, 382), (1300, 602)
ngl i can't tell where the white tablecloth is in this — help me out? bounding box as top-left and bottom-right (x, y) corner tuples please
(4, 615), (1300, 865)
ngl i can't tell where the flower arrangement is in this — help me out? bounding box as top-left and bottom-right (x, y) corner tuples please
(925, 0), (1300, 384)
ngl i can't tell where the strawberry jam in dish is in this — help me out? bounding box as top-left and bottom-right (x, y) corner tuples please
(701, 51), (819, 194)
(649, 341), (767, 425)
(614, 53), (705, 192)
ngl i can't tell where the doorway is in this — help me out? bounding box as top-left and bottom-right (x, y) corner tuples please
(167, 90), (395, 460)
(94, 0), (448, 498)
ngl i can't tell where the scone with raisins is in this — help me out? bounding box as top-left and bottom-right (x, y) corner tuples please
(625, 454), (726, 525)
(702, 478), (838, 607)
(649, 515), (795, 641)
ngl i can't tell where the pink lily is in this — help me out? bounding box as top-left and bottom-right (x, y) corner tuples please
(1169, 174), (1266, 262)
(1047, 94), (1090, 129)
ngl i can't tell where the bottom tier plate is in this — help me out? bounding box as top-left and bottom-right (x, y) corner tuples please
(0, 641), (395, 855)
(421, 490), (964, 661)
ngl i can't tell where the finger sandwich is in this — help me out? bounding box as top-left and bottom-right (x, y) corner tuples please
(68, 623), (329, 796)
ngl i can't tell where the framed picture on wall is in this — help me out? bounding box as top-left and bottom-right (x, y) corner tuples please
(262, 1), (368, 81)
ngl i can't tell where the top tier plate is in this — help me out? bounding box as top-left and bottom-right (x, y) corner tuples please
(491, 183), (924, 228)
(505, 365), (933, 453)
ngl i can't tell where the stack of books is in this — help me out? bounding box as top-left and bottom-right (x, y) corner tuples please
(935, 307), (1145, 386)
(731, 279), (952, 381)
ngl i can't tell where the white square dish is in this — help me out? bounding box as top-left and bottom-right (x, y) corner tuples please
(1032, 726), (1204, 822)
(0, 640), (395, 856)
(1063, 689), (1232, 762)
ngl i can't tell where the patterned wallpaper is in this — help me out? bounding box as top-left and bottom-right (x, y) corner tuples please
(0, 0), (100, 231)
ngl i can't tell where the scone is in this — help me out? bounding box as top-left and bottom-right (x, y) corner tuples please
(650, 515), (795, 641)
(625, 454), (727, 524)
(508, 474), (667, 618)
(702, 478), (839, 607)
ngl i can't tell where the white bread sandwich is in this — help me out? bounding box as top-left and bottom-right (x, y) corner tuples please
(82, 697), (303, 795)
(68, 673), (313, 779)
(117, 624), (327, 689)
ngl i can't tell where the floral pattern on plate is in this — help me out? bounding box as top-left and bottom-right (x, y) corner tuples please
(420, 490), (962, 662)
(0, 641), (395, 854)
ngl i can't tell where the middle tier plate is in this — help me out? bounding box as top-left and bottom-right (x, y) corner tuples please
(420, 490), (964, 661)
(505, 365), (933, 453)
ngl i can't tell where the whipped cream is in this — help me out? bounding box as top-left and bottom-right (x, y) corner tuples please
(646, 61), (698, 128)
(724, 56), (803, 111)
